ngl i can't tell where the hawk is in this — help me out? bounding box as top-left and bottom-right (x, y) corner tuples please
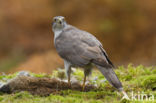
(52, 16), (123, 92)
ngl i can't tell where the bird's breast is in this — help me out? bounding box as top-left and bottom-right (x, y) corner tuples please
(54, 30), (62, 40)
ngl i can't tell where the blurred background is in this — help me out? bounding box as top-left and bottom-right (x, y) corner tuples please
(0, 0), (155, 73)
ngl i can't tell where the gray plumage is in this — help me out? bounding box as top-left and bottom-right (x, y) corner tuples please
(52, 16), (123, 91)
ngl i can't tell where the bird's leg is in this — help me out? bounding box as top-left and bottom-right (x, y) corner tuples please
(68, 73), (71, 87)
(66, 68), (71, 87)
(82, 73), (87, 91)
(64, 60), (71, 88)
(82, 67), (92, 91)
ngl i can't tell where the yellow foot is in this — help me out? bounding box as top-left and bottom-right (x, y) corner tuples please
(82, 83), (85, 91)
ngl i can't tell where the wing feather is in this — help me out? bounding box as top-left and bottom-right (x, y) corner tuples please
(55, 25), (113, 67)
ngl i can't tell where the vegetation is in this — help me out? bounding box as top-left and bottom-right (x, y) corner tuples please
(0, 64), (155, 103)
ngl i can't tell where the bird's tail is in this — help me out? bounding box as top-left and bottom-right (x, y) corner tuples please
(96, 65), (123, 91)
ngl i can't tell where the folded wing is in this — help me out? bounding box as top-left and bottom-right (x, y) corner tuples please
(55, 25), (113, 68)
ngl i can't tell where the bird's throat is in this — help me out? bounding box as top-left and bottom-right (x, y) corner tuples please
(54, 30), (62, 40)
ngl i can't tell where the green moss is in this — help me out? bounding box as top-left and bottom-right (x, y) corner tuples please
(32, 73), (51, 78)
(141, 75), (156, 90)
(0, 64), (155, 103)
(0, 74), (16, 81)
(13, 92), (33, 99)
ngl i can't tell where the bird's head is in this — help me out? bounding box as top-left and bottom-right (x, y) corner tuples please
(52, 16), (67, 31)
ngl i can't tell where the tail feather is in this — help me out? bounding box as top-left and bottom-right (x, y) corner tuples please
(96, 65), (123, 91)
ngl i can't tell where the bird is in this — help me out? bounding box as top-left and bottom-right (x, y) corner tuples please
(52, 16), (123, 92)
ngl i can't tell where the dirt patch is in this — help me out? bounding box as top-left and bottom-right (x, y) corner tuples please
(0, 76), (96, 96)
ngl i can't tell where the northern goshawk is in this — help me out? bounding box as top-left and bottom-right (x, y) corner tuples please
(52, 16), (124, 93)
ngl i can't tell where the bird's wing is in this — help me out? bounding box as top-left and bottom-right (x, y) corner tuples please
(55, 25), (113, 67)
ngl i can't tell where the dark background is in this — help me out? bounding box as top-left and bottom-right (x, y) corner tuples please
(0, 0), (155, 73)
